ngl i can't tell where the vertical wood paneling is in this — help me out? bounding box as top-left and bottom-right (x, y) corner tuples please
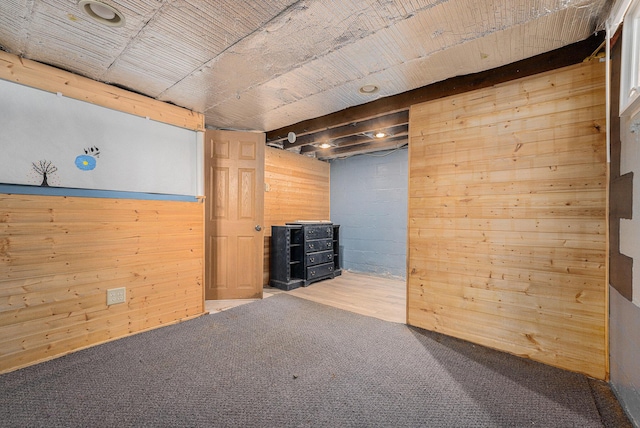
(263, 148), (331, 284)
(407, 61), (607, 379)
(0, 194), (204, 373)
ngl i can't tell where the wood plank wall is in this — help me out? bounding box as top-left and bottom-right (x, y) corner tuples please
(0, 195), (204, 373)
(263, 147), (330, 284)
(407, 61), (607, 379)
(0, 52), (205, 373)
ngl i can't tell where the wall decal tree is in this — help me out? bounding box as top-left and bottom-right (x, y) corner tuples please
(32, 160), (58, 187)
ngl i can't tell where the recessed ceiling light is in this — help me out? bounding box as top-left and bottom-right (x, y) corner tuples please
(359, 84), (379, 94)
(375, 132), (386, 138)
(79, 0), (125, 27)
(318, 143), (333, 149)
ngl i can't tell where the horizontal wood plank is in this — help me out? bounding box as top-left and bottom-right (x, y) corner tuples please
(0, 194), (204, 373)
(407, 60), (607, 379)
(0, 51), (204, 131)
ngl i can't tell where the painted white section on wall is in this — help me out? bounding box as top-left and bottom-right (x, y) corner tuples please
(610, 287), (640, 426)
(619, 111), (640, 306)
(609, 4), (640, 424)
(196, 131), (205, 197)
(613, 94), (640, 425)
(0, 79), (198, 196)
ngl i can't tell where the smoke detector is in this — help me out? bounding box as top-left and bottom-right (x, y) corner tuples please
(359, 84), (379, 94)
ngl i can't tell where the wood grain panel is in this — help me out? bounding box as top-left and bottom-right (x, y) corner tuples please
(263, 147), (330, 284)
(0, 51), (204, 132)
(237, 236), (256, 289)
(212, 167), (229, 219)
(238, 169), (255, 219)
(211, 236), (228, 289)
(407, 61), (607, 379)
(204, 130), (264, 299)
(0, 194), (204, 373)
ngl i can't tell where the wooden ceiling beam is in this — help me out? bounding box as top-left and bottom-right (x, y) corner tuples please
(273, 110), (409, 148)
(300, 124), (408, 154)
(266, 32), (605, 142)
(317, 135), (408, 160)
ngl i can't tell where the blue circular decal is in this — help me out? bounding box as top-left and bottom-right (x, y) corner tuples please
(75, 155), (97, 171)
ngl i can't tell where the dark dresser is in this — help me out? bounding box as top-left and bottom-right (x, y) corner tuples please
(270, 222), (341, 290)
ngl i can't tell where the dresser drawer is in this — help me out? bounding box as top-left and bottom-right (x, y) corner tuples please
(306, 250), (333, 266)
(305, 238), (332, 252)
(304, 225), (333, 240)
(306, 262), (334, 280)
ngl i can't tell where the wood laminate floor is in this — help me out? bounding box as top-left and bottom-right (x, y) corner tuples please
(206, 271), (406, 324)
(285, 271), (406, 323)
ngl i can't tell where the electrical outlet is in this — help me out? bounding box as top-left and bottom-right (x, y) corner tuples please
(106, 287), (126, 305)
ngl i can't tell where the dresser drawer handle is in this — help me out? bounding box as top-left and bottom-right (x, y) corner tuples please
(309, 257), (315, 263)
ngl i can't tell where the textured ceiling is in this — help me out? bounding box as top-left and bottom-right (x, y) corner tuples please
(0, 0), (609, 133)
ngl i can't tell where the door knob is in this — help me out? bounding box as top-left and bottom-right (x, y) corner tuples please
(255, 225), (262, 231)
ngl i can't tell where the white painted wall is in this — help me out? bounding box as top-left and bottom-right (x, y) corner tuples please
(619, 111), (640, 306)
(0, 79), (199, 196)
(612, 100), (640, 428)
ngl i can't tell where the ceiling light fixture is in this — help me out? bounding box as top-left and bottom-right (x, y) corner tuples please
(79, 0), (125, 27)
(375, 132), (386, 138)
(359, 84), (379, 95)
(318, 143), (333, 149)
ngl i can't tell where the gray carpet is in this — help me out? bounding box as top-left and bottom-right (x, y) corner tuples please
(0, 294), (631, 427)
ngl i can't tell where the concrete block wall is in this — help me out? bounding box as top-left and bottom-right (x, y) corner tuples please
(330, 148), (407, 278)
